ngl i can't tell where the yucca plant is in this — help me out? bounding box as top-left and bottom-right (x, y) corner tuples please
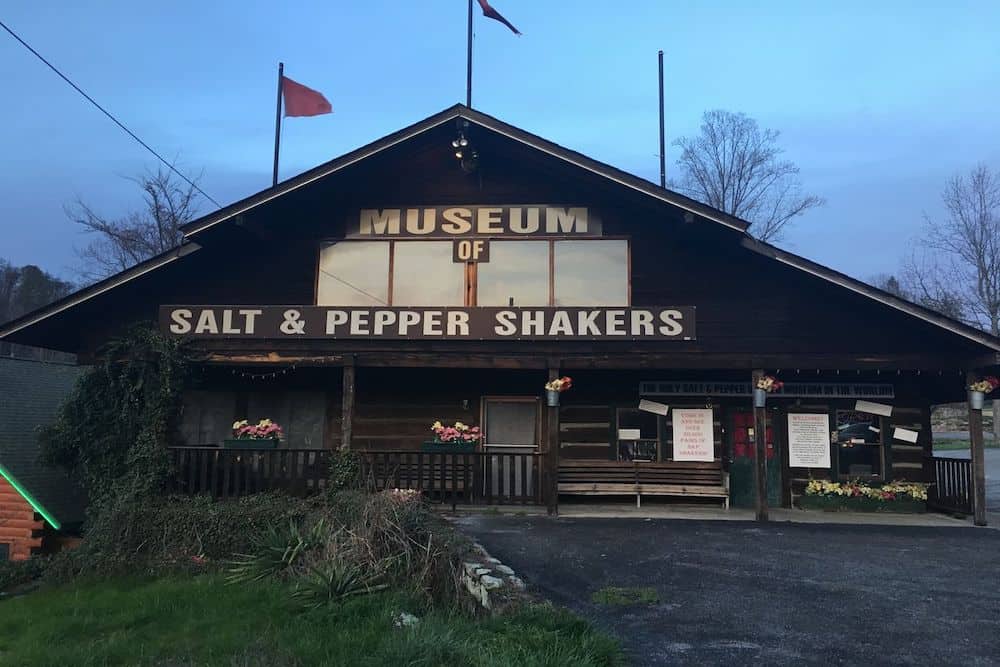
(291, 561), (389, 610)
(226, 518), (328, 584)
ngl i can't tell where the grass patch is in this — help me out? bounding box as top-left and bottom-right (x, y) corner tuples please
(0, 575), (621, 666)
(591, 586), (659, 606)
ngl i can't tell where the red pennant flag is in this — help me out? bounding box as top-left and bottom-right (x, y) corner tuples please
(281, 76), (332, 117)
(477, 0), (521, 35)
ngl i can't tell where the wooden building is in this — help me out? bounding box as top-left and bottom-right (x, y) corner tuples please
(2, 105), (998, 521)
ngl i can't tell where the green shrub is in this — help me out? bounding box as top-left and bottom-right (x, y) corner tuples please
(45, 493), (316, 582)
(38, 326), (195, 509)
(0, 557), (48, 593)
(326, 449), (363, 494)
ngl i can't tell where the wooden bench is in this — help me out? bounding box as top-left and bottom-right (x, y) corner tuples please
(558, 459), (729, 508)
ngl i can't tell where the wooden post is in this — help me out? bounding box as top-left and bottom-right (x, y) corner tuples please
(341, 358), (355, 452)
(752, 369), (768, 522)
(546, 365), (560, 515)
(967, 371), (988, 526)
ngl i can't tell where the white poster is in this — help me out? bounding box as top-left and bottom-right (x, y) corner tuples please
(893, 427), (919, 444)
(618, 429), (641, 441)
(638, 399), (670, 416)
(672, 409), (715, 462)
(855, 400), (893, 417)
(787, 413), (832, 468)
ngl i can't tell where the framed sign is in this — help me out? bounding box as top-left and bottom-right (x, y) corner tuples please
(787, 413), (832, 468)
(672, 409), (714, 462)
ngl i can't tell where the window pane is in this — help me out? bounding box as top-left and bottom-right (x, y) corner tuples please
(477, 241), (549, 306)
(554, 241), (628, 306)
(317, 242), (389, 305)
(836, 410), (881, 478)
(392, 242), (465, 306)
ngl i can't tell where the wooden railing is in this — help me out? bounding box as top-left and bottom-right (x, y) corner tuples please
(168, 447), (330, 499)
(167, 447), (546, 507)
(357, 450), (545, 507)
(927, 456), (973, 515)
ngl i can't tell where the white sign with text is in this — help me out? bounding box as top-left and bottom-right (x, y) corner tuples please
(787, 413), (832, 468)
(672, 409), (715, 462)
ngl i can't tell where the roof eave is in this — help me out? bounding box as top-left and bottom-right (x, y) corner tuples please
(742, 237), (1000, 354)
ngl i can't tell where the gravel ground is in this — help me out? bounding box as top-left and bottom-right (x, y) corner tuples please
(455, 515), (1000, 666)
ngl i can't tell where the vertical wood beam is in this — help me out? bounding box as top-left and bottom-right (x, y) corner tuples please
(752, 369), (768, 522)
(546, 364), (560, 515)
(341, 357), (356, 452)
(967, 371), (988, 526)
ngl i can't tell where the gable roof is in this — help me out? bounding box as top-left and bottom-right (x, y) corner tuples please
(180, 104), (750, 238)
(1, 104), (999, 357)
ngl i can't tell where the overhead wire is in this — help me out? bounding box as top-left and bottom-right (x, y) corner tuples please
(0, 18), (222, 208)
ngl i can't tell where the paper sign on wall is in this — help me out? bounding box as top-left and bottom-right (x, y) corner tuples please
(787, 413), (832, 468)
(893, 427), (919, 444)
(618, 429), (641, 441)
(638, 399), (670, 416)
(672, 409), (715, 462)
(855, 400), (893, 417)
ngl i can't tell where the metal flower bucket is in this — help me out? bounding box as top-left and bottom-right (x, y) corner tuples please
(546, 389), (560, 407)
(969, 390), (986, 411)
(753, 388), (767, 408)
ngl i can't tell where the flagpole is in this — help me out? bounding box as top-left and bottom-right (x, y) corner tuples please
(658, 50), (666, 188)
(273, 62), (284, 187)
(466, 0), (473, 107)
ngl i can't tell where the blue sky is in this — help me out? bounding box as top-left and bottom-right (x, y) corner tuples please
(2, 0), (999, 281)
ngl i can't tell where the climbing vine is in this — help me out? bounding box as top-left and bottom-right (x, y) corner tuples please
(39, 325), (195, 509)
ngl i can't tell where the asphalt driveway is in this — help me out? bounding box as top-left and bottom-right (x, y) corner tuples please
(455, 515), (1000, 666)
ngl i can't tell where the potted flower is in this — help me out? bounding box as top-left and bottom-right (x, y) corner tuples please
(422, 420), (483, 453)
(224, 418), (283, 449)
(544, 376), (573, 407)
(967, 376), (999, 411)
(753, 375), (783, 408)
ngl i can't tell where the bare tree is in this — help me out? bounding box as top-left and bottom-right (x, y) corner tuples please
(67, 167), (200, 281)
(906, 164), (1000, 439)
(673, 110), (824, 242)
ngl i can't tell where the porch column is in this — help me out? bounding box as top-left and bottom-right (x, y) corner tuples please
(966, 371), (988, 526)
(340, 357), (355, 451)
(752, 369), (769, 522)
(546, 364), (560, 515)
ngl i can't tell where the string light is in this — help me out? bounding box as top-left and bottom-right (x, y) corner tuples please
(231, 364), (298, 380)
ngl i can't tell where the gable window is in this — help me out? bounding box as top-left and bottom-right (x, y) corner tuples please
(392, 242), (466, 306)
(477, 241), (550, 306)
(317, 241), (389, 305)
(554, 240), (628, 306)
(317, 238), (630, 306)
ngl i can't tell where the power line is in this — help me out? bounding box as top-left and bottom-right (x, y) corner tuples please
(0, 18), (222, 208)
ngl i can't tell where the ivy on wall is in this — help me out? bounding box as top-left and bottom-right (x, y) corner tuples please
(39, 325), (195, 510)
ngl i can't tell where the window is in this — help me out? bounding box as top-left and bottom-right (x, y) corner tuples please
(392, 242), (465, 306)
(316, 239), (631, 307)
(835, 410), (882, 479)
(554, 240), (628, 306)
(317, 242), (389, 305)
(477, 241), (550, 306)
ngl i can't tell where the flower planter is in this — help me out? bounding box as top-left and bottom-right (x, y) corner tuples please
(421, 441), (477, 453)
(223, 438), (279, 450)
(546, 389), (561, 407)
(753, 388), (767, 408)
(969, 390), (986, 411)
(798, 495), (925, 513)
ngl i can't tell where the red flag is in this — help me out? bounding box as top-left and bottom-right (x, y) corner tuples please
(477, 0), (521, 35)
(281, 76), (332, 117)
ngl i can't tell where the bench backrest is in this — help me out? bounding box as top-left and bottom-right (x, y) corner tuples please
(558, 459), (724, 487)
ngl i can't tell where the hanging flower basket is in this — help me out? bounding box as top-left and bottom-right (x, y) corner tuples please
(544, 376), (573, 407)
(967, 376), (998, 410)
(754, 375), (783, 408)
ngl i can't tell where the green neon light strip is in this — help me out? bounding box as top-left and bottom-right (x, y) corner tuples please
(0, 463), (60, 530)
